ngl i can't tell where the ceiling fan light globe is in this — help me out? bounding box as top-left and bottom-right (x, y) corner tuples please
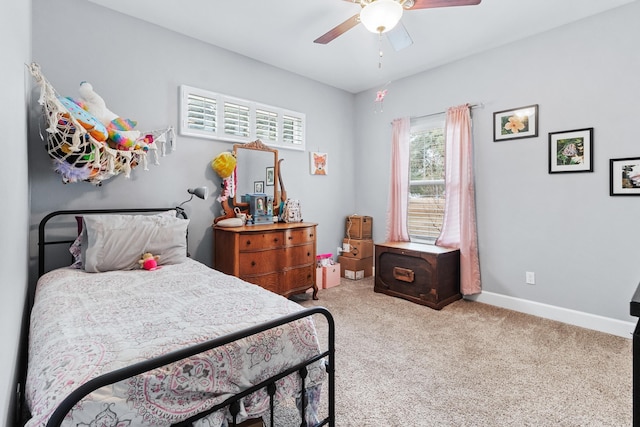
(360, 0), (403, 34)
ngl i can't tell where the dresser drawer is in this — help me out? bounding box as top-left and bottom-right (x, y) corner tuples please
(239, 232), (284, 251)
(283, 265), (315, 289)
(241, 272), (280, 294)
(283, 243), (314, 267)
(284, 227), (315, 245)
(239, 249), (285, 274)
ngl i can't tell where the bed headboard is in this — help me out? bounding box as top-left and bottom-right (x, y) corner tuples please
(37, 208), (189, 277)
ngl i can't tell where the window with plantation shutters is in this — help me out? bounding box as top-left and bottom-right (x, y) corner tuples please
(408, 115), (446, 243)
(183, 91), (217, 137)
(256, 108), (278, 143)
(223, 101), (250, 138)
(283, 114), (304, 147)
(179, 85), (305, 150)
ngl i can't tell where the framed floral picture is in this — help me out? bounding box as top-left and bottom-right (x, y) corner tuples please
(548, 128), (593, 174)
(610, 157), (640, 196)
(493, 104), (539, 141)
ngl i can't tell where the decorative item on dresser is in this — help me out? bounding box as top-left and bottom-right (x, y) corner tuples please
(375, 242), (461, 310)
(214, 222), (319, 299)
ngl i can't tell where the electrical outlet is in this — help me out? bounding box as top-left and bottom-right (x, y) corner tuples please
(525, 271), (535, 285)
(337, 247), (342, 257)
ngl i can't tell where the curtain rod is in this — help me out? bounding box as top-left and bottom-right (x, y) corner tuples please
(409, 103), (483, 122)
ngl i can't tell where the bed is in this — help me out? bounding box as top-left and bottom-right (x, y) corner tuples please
(22, 208), (335, 427)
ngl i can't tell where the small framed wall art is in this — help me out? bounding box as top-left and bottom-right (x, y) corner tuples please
(493, 104), (539, 141)
(548, 128), (593, 174)
(610, 157), (640, 196)
(266, 166), (275, 186)
(254, 181), (264, 193)
(310, 152), (328, 175)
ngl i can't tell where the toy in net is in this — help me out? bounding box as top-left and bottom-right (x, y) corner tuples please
(28, 62), (175, 185)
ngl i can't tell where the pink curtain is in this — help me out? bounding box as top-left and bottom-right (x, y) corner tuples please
(385, 117), (411, 242)
(436, 105), (481, 295)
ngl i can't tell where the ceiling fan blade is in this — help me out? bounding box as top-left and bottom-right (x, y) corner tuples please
(386, 21), (413, 52)
(314, 13), (360, 44)
(408, 0), (481, 10)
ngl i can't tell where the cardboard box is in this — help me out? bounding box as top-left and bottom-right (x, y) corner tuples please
(341, 238), (374, 259)
(322, 264), (341, 288)
(345, 215), (372, 239)
(338, 256), (373, 280)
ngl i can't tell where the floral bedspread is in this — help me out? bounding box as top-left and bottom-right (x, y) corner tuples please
(25, 259), (323, 427)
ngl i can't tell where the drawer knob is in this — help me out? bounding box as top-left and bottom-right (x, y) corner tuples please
(309, 233), (314, 238)
(274, 238), (279, 243)
(246, 240), (251, 246)
(251, 261), (256, 267)
(307, 252), (310, 257)
(288, 236), (293, 240)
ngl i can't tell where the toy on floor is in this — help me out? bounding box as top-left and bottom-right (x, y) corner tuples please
(139, 253), (160, 271)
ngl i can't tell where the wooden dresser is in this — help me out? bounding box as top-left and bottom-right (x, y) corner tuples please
(213, 222), (318, 299)
(375, 242), (461, 310)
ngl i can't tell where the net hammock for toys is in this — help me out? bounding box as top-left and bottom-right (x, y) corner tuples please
(28, 63), (175, 185)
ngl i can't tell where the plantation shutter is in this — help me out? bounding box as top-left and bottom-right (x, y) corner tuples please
(223, 101), (250, 138)
(282, 114), (304, 147)
(256, 108), (278, 143)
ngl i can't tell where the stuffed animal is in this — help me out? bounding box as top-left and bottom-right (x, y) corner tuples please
(78, 81), (141, 150)
(139, 253), (160, 271)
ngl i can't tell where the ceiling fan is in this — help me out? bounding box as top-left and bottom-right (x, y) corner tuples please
(314, 0), (482, 50)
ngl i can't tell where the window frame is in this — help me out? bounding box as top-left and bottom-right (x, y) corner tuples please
(179, 85), (305, 151)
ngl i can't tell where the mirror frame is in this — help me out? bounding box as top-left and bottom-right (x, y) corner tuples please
(214, 139), (279, 223)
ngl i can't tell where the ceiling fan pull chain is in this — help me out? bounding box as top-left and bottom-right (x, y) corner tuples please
(378, 31), (384, 69)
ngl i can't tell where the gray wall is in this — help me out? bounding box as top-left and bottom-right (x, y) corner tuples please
(30, 0), (356, 278)
(0, 0), (31, 424)
(354, 2), (640, 322)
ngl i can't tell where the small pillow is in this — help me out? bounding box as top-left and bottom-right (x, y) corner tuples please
(81, 213), (189, 272)
(217, 218), (243, 228)
(69, 235), (82, 269)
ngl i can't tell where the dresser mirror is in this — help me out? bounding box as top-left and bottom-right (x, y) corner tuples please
(214, 139), (279, 223)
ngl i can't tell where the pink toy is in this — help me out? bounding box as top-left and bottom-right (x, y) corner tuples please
(139, 253), (160, 271)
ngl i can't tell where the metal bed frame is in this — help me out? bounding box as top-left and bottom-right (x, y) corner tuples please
(26, 208), (335, 427)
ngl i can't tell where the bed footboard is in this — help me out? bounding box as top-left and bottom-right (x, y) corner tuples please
(44, 306), (335, 427)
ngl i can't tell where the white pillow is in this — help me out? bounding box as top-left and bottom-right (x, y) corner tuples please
(81, 213), (189, 272)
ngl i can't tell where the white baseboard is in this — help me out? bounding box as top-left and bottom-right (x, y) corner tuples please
(466, 291), (635, 339)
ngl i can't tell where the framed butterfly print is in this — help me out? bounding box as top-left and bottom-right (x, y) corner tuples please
(548, 128), (593, 174)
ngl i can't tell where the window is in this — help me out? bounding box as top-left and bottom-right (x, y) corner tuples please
(179, 85), (305, 151)
(408, 115), (446, 243)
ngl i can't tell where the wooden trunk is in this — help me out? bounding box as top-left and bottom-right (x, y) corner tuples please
(374, 242), (461, 310)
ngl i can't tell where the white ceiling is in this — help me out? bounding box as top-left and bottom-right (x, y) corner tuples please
(87, 0), (634, 94)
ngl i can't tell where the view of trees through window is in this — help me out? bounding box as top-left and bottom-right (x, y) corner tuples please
(408, 121), (445, 243)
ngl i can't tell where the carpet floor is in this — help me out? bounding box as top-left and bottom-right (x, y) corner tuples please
(290, 276), (632, 426)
